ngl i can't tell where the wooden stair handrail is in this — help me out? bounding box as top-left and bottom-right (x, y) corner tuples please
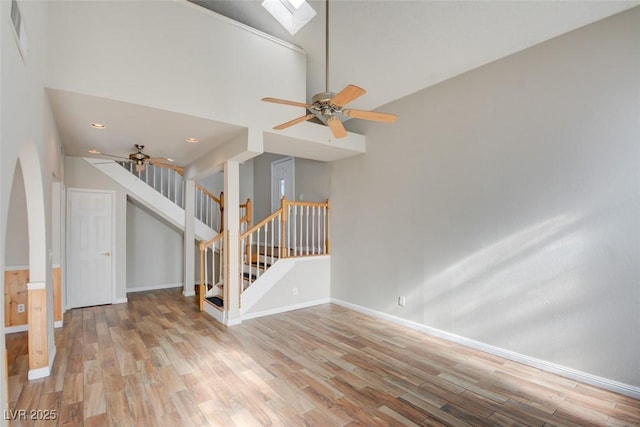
(196, 184), (221, 205)
(143, 161), (224, 207)
(199, 231), (225, 311)
(239, 208), (282, 241)
(202, 230), (224, 248)
(148, 161), (184, 176)
(287, 200), (329, 208)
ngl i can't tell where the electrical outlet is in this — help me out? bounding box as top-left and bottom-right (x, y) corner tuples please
(398, 296), (406, 307)
(17, 304), (25, 313)
(292, 287), (299, 296)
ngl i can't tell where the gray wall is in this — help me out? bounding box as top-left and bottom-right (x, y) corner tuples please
(252, 153), (331, 222)
(198, 159), (254, 206)
(295, 158), (331, 204)
(332, 8), (640, 387)
(127, 200), (183, 290)
(253, 153), (285, 221)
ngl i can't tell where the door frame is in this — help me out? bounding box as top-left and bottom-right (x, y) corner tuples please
(65, 188), (116, 309)
(271, 156), (295, 212)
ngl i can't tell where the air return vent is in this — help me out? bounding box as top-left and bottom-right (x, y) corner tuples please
(10, 0), (28, 58)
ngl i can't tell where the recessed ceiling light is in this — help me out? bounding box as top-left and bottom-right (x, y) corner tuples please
(88, 149), (101, 154)
(166, 158), (175, 162)
(90, 123), (107, 129)
(185, 137), (199, 143)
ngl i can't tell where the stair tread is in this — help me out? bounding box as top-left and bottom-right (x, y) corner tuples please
(206, 296), (224, 308)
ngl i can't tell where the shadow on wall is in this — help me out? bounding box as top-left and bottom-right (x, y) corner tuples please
(419, 203), (639, 380)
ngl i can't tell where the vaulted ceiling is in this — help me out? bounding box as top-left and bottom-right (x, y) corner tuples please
(192, 0), (636, 113)
(53, 1), (639, 166)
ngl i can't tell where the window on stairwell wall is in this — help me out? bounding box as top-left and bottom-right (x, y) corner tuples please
(271, 157), (295, 212)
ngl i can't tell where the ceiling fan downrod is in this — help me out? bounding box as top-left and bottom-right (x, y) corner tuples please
(325, 0), (330, 93)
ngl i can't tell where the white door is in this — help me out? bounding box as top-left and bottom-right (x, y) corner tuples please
(271, 157), (295, 212)
(67, 190), (113, 308)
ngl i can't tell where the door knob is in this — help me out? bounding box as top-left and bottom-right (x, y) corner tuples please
(103, 252), (111, 256)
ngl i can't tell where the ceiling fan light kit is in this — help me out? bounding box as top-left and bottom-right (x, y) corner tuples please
(262, 0), (397, 139)
(91, 144), (174, 173)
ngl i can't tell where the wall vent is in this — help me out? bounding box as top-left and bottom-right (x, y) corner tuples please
(10, 0), (28, 58)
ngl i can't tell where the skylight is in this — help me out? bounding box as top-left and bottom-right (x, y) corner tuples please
(262, 0), (316, 35)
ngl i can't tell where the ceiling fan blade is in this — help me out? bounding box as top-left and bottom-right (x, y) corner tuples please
(98, 152), (129, 160)
(342, 109), (397, 123)
(262, 97), (311, 109)
(274, 114), (316, 131)
(327, 116), (347, 139)
(330, 85), (366, 108)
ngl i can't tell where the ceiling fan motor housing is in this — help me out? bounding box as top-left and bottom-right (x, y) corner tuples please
(310, 92), (339, 123)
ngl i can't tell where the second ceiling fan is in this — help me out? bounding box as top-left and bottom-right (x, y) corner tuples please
(95, 144), (174, 172)
(262, 0), (397, 139)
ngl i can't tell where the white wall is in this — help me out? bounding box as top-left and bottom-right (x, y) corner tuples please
(2, 0), (64, 404)
(243, 257), (330, 319)
(332, 8), (640, 388)
(126, 200), (183, 291)
(45, 0), (306, 131)
(5, 163), (29, 267)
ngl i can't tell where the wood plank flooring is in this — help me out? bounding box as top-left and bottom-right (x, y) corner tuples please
(6, 288), (640, 426)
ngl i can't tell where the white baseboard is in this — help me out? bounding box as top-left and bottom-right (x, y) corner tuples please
(113, 297), (128, 304)
(330, 298), (640, 400)
(4, 265), (29, 271)
(28, 345), (56, 380)
(242, 298), (330, 321)
(127, 283), (183, 293)
(226, 317), (242, 326)
(6, 322), (63, 332)
(5, 325), (28, 334)
(182, 289), (196, 297)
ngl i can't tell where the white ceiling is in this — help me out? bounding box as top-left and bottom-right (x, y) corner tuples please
(50, 1), (638, 167)
(49, 89), (244, 166)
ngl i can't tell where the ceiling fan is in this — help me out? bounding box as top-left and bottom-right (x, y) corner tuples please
(262, 0), (397, 139)
(93, 144), (173, 172)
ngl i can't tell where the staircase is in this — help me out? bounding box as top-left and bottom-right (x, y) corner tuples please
(84, 156), (330, 324)
(85, 158), (222, 241)
(199, 197), (330, 316)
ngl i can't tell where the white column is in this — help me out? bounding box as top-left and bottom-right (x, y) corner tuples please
(224, 161), (241, 324)
(183, 179), (195, 296)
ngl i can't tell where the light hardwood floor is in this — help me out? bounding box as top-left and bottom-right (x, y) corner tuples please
(6, 289), (640, 426)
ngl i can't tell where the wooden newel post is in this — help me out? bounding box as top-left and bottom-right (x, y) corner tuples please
(325, 198), (330, 254)
(198, 241), (205, 311)
(246, 198), (252, 226)
(219, 191), (224, 230)
(280, 196), (288, 258)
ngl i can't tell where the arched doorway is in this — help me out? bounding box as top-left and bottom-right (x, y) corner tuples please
(3, 146), (54, 386)
(4, 162), (30, 408)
